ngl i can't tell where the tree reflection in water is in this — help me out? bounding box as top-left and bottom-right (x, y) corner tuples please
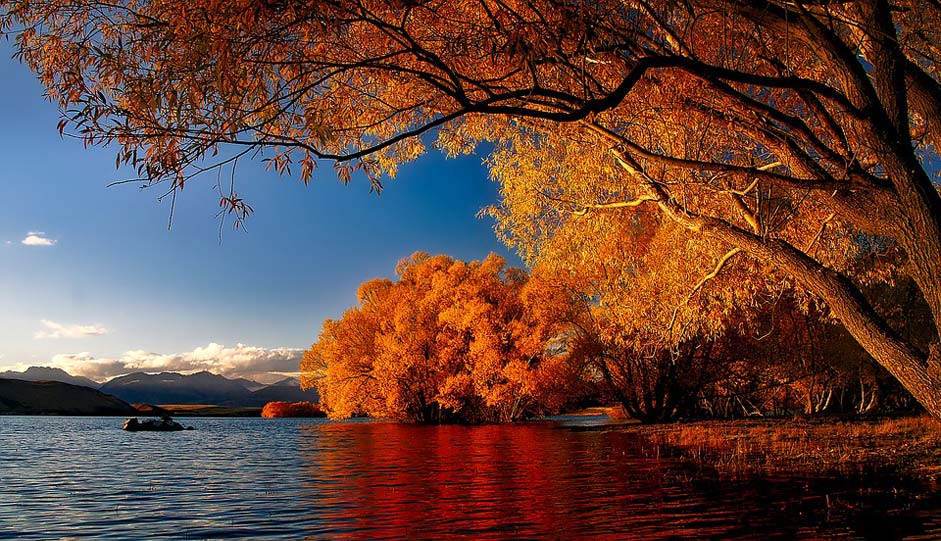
(297, 420), (941, 539)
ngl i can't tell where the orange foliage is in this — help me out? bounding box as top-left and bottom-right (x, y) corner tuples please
(261, 401), (326, 418)
(5, 1), (941, 414)
(305, 253), (584, 423)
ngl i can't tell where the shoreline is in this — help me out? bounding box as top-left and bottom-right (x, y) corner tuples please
(620, 414), (941, 480)
(6, 405), (941, 480)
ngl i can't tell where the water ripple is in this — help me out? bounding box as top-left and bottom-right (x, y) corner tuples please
(1, 416), (941, 539)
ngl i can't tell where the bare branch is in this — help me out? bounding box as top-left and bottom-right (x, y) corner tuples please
(572, 195), (659, 216)
(689, 248), (743, 299)
(805, 212), (836, 255)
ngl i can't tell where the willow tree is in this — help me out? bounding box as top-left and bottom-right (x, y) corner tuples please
(4, 1), (941, 414)
(522, 208), (778, 422)
(306, 253), (577, 423)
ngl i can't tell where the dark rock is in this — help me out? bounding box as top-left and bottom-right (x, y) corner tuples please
(122, 415), (191, 432)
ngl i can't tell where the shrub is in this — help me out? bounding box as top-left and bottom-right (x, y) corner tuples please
(261, 401), (326, 418)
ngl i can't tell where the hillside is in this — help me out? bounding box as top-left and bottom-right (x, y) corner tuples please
(232, 377), (267, 392)
(225, 377), (319, 407)
(0, 367), (99, 389)
(0, 378), (137, 415)
(100, 371), (253, 405)
(100, 371), (319, 406)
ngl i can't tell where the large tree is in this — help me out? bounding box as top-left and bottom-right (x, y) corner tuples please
(4, 1), (941, 413)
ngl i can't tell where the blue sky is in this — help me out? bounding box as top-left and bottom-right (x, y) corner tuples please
(0, 42), (519, 382)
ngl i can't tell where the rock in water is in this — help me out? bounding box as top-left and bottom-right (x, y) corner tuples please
(122, 415), (190, 432)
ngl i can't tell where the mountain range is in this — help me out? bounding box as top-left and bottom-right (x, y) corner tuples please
(0, 366), (100, 389)
(0, 379), (137, 415)
(0, 367), (318, 407)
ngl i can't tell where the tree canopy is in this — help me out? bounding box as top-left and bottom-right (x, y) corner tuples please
(4, 0), (941, 414)
(303, 253), (579, 423)
(261, 401), (325, 418)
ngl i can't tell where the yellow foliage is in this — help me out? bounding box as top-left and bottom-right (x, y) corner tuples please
(5, 0), (941, 413)
(304, 253), (581, 423)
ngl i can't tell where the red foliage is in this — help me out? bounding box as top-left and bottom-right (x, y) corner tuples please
(261, 401), (326, 418)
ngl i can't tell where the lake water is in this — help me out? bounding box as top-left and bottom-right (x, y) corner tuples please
(2, 416), (941, 539)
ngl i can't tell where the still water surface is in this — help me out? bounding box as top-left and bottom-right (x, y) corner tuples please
(2, 416), (941, 539)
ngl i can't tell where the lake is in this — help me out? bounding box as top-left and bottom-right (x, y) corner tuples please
(1, 416), (940, 539)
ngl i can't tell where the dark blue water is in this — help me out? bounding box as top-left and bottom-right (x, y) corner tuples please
(2, 416), (940, 539)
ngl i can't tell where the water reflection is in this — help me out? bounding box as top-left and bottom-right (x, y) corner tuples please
(2, 416), (941, 539)
(299, 420), (941, 539)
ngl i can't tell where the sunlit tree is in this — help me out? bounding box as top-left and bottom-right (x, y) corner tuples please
(4, 1), (941, 414)
(519, 207), (776, 422)
(261, 401), (325, 418)
(306, 253), (580, 423)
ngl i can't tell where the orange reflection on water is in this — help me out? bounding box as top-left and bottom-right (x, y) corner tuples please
(299, 421), (699, 539)
(295, 420), (936, 539)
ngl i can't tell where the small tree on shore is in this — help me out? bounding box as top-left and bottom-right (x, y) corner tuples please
(306, 253), (580, 423)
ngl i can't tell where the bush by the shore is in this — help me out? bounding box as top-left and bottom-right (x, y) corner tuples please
(261, 401), (326, 418)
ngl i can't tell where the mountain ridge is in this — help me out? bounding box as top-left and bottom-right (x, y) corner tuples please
(0, 366), (100, 389)
(0, 366), (318, 406)
(99, 370), (318, 406)
(0, 378), (137, 415)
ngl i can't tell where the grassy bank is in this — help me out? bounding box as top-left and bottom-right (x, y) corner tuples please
(626, 415), (941, 479)
(134, 404), (263, 417)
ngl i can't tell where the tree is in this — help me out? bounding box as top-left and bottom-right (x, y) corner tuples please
(521, 213), (766, 422)
(261, 401), (326, 418)
(4, 1), (941, 414)
(307, 253), (580, 423)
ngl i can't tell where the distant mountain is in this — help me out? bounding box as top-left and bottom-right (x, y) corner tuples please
(0, 367), (99, 389)
(232, 377), (267, 392)
(99, 371), (319, 406)
(0, 378), (136, 415)
(268, 377), (302, 387)
(226, 377), (319, 407)
(100, 370), (252, 405)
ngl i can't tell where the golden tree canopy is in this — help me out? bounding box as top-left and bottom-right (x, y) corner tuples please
(305, 252), (579, 423)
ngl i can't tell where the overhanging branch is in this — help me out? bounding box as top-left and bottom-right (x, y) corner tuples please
(572, 195), (659, 216)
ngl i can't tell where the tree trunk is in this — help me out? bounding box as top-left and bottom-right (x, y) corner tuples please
(651, 195), (941, 418)
(723, 230), (941, 418)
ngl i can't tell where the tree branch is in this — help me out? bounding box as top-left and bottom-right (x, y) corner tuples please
(572, 195), (659, 216)
(689, 247), (743, 299)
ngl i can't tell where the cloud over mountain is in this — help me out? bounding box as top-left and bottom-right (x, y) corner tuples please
(46, 342), (304, 383)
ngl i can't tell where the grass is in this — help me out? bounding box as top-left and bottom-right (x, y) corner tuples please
(627, 414), (941, 479)
(134, 404), (263, 417)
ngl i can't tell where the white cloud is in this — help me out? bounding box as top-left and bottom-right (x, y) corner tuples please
(21, 231), (56, 246)
(45, 342), (305, 383)
(0, 361), (31, 374)
(47, 352), (125, 380)
(34, 319), (109, 339)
